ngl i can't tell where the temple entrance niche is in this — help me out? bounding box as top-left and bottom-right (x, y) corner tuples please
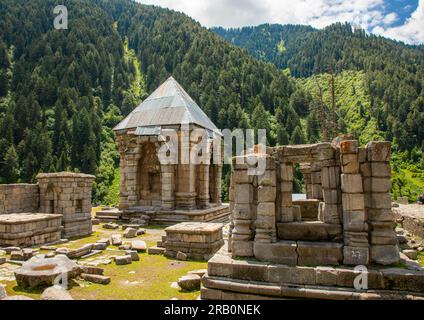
(277, 160), (328, 225)
(137, 142), (162, 207)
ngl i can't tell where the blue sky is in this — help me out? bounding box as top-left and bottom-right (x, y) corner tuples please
(137, 0), (424, 44)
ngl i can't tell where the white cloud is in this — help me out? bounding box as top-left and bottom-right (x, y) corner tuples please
(137, 0), (424, 44)
(373, 0), (424, 44)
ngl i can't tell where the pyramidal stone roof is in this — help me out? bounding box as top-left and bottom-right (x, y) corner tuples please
(113, 77), (219, 134)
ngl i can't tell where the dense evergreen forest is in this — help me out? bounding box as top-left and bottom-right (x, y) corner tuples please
(214, 23), (424, 200)
(0, 0), (422, 203)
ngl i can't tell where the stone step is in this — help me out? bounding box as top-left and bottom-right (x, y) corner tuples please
(277, 222), (343, 241)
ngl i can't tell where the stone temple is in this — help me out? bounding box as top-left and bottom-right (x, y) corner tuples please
(110, 77), (229, 224)
(201, 140), (424, 300)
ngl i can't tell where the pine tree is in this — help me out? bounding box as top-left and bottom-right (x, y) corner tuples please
(290, 126), (306, 144)
(277, 126), (290, 145)
(2, 145), (19, 183)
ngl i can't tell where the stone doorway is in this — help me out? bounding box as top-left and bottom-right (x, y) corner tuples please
(137, 142), (162, 207)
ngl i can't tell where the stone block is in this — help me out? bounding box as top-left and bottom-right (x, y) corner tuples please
(268, 265), (316, 285)
(360, 163), (372, 177)
(342, 193), (365, 211)
(340, 140), (359, 154)
(258, 170), (276, 186)
(279, 206), (293, 223)
(366, 141), (391, 162)
(232, 241), (253, 257)
(315, 267), (338, 286)
(232, 204), (254, 220)
(292, 206), (301, 222)
(208, 254), (233, 277)
(370, 193), (392, 209)
(178, 274), (201, 291)
(232, 260), (269, 282)
(232, 170), (254, 184)
(370, 245), (400, 265)
(177, 251), (188, 261)
(341, 174), (363, 193)
(371, 162), (391, 178)
(297, 242), (343, 266)
(321, 166), (340, 189)
(256, 202), (275, 217)
(280, 181), (293, 193)
(341, 154), (359, 174)
(343, 211), (367, 232)
(131, 240), (147, 252)
(234, 184), (253, 204)
(257, 186), (276, 202)
(80, 274), (111, 285)
(343, 246), (370, 265)
(322, 203), (341, 224)
(279, 163), (293, 181)
(363, 177), (391, 193)
(277, 222), (342, 241)
(323, 189), (340, 204)
(254, 241), (297, 265)
(381, 268), (424, 292)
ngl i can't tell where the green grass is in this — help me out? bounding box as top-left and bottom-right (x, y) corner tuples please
(0, 226), (207, 300)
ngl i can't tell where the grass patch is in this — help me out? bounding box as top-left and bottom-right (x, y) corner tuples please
(1, 225), (206, 300)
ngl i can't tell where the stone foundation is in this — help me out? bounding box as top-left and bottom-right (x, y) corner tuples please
(121, 205), (230, 225)
(0, 213), (62, 247)
(164, 222), (225, 261)
(201, 246), (424, 300)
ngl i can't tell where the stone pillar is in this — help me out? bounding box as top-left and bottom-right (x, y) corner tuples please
(255, 156), (277, 243)
(300, 164), (313, 199)
(321, 163), (341, 224)
(161, 165), (175, 210)
(213, 165), (223, 206)
(365, 142), (399, 265)
(340, 140), (369, 265)
(197, 164), (210, 208)
(125, 153), (139, 208)
(277, 162), (293, 222)
(311, 163), (323, 200)
(231, 156), (255, 257)
(175, 164), (197, 209)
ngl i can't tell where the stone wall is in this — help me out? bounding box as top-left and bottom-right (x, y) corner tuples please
(0, 184), (39, 215)
(37, 172), (95, 238)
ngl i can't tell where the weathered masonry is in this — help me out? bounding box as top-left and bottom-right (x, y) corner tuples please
(202, 140), (424, 300)
(111, 77), (229, 224)
(0, 172), (94, 246)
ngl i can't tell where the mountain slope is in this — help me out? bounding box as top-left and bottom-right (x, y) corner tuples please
(213, 23), (424, 154)
(0, 0), (306, 203)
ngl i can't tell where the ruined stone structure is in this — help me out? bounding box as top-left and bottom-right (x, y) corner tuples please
(202, 141), (424, 300)
(112, 77), (229, 224)
(0, 172), (94, 246)
(164, 222), (224, 261)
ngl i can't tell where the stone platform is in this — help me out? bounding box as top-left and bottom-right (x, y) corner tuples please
(164, 222), (225, 261)
(120, 205), (230, 226)
(0, 213), (62, 247)
(201, 246), (424, 300)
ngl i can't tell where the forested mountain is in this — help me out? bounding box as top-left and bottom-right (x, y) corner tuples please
(0, 0), (306, 202)
(214, 23), (424, 200)
(0, 0), (422, 202)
